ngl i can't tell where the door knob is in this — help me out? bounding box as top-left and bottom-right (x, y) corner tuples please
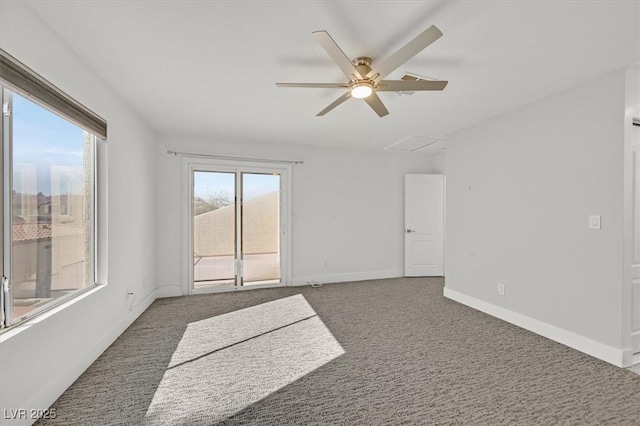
(405, 229), (416, 233)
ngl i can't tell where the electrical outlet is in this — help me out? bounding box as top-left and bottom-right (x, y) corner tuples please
(497, 283), (505, 295)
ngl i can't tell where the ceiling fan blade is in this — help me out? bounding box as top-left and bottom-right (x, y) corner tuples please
(375, 80), (448, 91)
(363, 92), (389, 117)
(366, 25), (443, 81)
(276, 83), (348, 88)
(312, 30), (363, 80)
(317, 92), (351, 116)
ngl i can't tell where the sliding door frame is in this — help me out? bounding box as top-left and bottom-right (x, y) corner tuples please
(181, 157), (292, 295)
(1, 88), (10, 326)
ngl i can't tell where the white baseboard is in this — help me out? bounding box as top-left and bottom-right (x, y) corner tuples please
(443, 287), (627, 368)
(11, 289), (158, 426)
(155, 285), (184, 298)
(155, 271), (404, 296)
(622, 348), (636, 367)
(292, 269), (404, 287)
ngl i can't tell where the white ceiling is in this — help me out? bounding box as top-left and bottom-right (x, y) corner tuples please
(27, 0), (639, 151)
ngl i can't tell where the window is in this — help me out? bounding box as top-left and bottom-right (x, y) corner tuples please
(1, 49), (106, 328)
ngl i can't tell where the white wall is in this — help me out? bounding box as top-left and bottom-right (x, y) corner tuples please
(429, 151), (447, 174)
(0, 2), (157, 423)
(155, 136), (438, 293)
(444, 69), (628, 365)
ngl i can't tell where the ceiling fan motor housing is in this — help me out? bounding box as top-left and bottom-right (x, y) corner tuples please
(349, 57), (376, 98)
(352, 57), (374, 81)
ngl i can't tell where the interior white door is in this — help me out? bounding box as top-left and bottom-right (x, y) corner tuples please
(630, 137), (640, 355)
(404, 174), (444, 276)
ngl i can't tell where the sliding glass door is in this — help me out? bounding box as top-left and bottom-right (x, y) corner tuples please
(241, 173), (281, 285)
(192, 171), (236, 288)
(191, 167), (284, 292)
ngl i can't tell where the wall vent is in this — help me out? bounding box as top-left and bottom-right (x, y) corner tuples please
(396, 73), (441, 96)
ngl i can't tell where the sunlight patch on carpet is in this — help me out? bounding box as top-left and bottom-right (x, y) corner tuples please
(144, 294), (344, 424)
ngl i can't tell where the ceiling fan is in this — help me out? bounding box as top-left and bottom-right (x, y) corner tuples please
(276, 25), (448, 117)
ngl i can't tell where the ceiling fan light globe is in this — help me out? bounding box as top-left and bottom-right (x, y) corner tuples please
(350, 83), (373, 99)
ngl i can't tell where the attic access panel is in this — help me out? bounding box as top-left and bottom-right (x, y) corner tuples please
(386, 136), (441, 152)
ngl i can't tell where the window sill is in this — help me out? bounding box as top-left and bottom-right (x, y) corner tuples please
(0, 283), (107, 343)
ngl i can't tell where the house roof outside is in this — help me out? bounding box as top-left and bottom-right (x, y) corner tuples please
(12, 222), (84, 243)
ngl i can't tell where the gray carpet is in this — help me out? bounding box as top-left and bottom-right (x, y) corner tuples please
(37, 278), (640, 425)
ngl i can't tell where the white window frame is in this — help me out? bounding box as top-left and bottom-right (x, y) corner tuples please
(0, 52), (107, 330)
(181, 156), (292, 295)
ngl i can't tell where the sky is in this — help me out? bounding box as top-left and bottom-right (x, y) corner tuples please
(9, 90), (279, 200)
(11, 92), (85, 196)
(194, 171), (280, 202)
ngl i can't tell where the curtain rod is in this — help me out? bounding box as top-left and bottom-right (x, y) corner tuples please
(166, 150), (304, 165)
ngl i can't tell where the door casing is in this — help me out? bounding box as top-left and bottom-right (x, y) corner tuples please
(181, 157), (292, 295)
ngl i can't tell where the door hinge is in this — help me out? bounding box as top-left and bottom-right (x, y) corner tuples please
(2, 276), (8, 293)
(2, 102), (10, 117)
